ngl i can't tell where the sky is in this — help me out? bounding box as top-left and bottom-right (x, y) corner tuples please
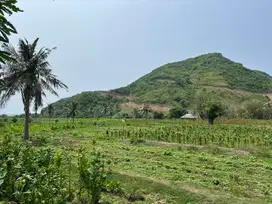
(1, 0), (272, 115)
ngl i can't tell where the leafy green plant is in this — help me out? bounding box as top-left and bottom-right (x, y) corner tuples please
(153, 111), (165, 119)
(0, 135), (119, 204)
(11, 117), (17, 123)
(77, 147), (109, 204)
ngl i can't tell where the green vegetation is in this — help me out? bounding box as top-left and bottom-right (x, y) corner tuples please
(42, 92), (127, 118)
(45, 103), (54, 126)
(0, 2), (271, 203)
(0, 38), (68, 139)
(168, 106), (187, 119)
(46, 53), (272, 118)
(0, 134), (120, 204)
(0, 118), (271, 203)
(66, 101), (79, 125)
(0, 0), (22, 63)
(115, 53), (272, 95)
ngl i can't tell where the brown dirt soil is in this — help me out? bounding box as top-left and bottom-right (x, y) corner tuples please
(120, 102), (171, 112)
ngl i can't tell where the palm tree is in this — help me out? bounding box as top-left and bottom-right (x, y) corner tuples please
(48, 103), (54, 126)
(66, 102), (78, 125)
(0, 38), (68, 139)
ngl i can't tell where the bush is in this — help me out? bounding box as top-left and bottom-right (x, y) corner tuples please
(114, 111), (133, 119)
(11, 117), (18, 124)
(77, 148), (110, 204)
(245, 101), (264, 119)
(0, 136), (119, 204)
(153, 111), (165, 119)
(168, 106), (187, 119)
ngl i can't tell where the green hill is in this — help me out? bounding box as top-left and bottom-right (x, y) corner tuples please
(42, 53), (272, 117)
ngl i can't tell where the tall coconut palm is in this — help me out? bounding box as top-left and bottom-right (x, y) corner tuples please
(0, 38), (68, 139)
(66, 102), (79, 125)
(47, 103), (54, 126)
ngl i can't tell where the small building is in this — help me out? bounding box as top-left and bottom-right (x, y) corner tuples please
(180, 113), (197, 120)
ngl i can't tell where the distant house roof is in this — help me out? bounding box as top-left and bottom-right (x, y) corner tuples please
(180, 113), (197, 119)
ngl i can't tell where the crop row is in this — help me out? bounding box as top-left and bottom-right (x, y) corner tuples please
(106, 125), (272, 148)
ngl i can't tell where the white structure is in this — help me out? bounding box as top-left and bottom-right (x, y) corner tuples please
(180, 113), (197, 120)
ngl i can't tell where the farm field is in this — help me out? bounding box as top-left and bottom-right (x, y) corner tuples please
(0, 118), (271, 204)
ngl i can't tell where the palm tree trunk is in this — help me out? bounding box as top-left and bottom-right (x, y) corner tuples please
(24, 102), (30, 139)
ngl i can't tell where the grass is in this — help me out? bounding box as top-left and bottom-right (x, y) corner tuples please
(0, 118), (271, 203)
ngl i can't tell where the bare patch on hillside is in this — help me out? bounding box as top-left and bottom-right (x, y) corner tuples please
(120, 102), (171, 111)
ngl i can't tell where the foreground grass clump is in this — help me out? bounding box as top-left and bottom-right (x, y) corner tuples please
(0, 135), (122, 204)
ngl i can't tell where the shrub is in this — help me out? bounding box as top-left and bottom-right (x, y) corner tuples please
(11, 117), (18, 124)
(168, 106), (186, 119)
(0, 136), (119, 204)
(77, 148), (109, 204)
(153, 111), (165, 119)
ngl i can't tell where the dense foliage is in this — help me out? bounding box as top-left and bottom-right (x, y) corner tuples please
(115, 53), (272, 97)
(47, 53), (272, 118)
(168, 106), (187, 119)
(42, 92), (128, 118)
(0, 0), (21, 63)
(0, 135), (121, 204)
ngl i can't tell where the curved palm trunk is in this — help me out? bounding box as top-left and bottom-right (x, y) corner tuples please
(24, 101), (30, 139)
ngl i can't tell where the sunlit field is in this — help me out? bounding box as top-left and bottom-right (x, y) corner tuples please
(0, 118), (271, 204)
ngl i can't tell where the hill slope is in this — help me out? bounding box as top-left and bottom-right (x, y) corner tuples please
(42, 53), (272, 117)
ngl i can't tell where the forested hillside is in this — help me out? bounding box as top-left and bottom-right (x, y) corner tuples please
(42, 53), (272, 118)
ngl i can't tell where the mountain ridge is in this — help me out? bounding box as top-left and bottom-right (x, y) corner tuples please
(42, 53), (272, 117)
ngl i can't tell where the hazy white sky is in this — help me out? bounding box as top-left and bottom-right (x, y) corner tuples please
(2, 0), (272, 114)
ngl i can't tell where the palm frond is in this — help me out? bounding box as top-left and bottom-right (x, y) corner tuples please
(40, 78), (59, 97)
(1, 43), (20, 59)
(0, 38), (68, 111)
(18, 39), (30, 62)
(33, 82), (45, 112)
